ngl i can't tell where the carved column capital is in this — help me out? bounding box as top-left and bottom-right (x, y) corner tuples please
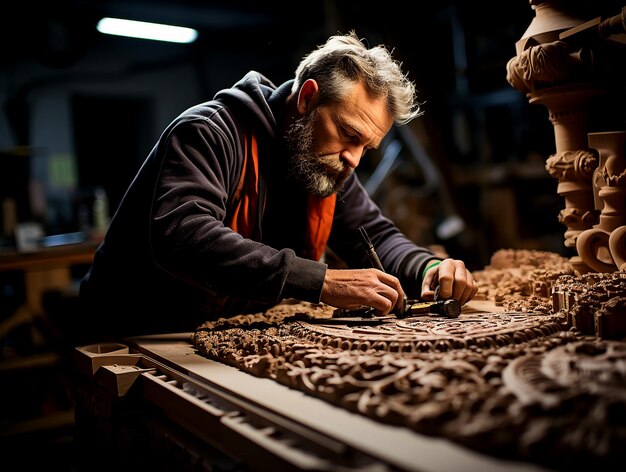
(545, 149), (597, 182)
(506, 40), (591, 93)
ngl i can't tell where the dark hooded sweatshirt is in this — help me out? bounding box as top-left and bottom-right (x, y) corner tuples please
(79, 71), (438, 339)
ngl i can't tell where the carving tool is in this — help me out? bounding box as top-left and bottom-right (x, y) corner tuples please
(357, 226), (461, 319)
(401, 298), (461, 319)
(358, 225), (409, 316)
(358, 226), (384, 272)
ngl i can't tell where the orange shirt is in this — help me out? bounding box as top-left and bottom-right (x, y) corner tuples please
(225, 133), (335, 261)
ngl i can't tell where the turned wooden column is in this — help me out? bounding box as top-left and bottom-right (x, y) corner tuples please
(506, 0), (626, 275)
(530, 86), (600, 256)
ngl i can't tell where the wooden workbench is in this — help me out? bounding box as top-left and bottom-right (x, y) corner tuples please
(72, 297), (550, 472)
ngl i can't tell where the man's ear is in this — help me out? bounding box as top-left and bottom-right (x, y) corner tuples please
(297, 79), (319, 114)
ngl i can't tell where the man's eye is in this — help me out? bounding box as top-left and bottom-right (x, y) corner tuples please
(342, 129), (359, 142)
(340, 128), (353, 138)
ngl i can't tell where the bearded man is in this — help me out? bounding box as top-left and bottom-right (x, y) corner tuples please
(80, 31), (477, 339)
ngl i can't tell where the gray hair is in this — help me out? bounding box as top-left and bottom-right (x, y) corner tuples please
(292, 31), (422, 125)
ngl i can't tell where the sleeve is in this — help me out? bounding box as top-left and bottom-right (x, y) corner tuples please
(327, 173), (438, 298)
(149, 118), (326, 304)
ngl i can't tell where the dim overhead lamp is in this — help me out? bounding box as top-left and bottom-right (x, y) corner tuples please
(96, 17), (198, 44)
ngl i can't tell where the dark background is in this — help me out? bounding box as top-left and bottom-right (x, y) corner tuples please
(2, 0), (625, 267)
(0, 0), (581, 268)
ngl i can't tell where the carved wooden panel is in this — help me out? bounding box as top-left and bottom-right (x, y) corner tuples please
(192, 250), (626, 469)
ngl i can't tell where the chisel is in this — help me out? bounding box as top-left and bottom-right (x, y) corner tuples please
(358, 226), (461, 319)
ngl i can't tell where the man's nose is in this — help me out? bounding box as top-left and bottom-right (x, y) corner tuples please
(340, 146), (364, 169)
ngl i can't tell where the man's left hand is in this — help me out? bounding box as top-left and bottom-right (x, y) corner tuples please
(420, 258), (477, 305)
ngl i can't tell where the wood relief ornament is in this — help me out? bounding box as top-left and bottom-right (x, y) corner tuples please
(610, 226), (626, 271)
(502, 338), (626, 444)
(577, 131), (626, 272)
(506, 39), (592, 93)
(193, 252), (626, 467)
(192, 300), (625, 468)
(544, 148), (598, 249)
(551, 270), (626, 337)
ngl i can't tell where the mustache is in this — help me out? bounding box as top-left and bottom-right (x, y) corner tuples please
(316, 154), (349, 175)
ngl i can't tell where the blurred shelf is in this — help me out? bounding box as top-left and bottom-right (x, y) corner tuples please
(451, 161), (552, 186)
(0, 351), (61, 372)
(1, 410), (74, 438)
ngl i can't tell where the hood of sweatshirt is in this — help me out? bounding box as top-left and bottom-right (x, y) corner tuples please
(213, 70), (294, 140)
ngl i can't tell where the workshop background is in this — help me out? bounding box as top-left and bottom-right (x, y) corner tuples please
(1, 0), (624, 470)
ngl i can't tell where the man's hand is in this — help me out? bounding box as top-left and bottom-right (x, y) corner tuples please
(420, 258), (477, 305)
(321, 268), (406, 316)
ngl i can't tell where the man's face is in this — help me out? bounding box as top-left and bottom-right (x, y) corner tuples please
(286, 108), (350, 197)
(286, 80), (394, 198)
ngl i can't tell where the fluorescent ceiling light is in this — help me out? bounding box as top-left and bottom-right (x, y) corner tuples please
(97, 17), (198, 44)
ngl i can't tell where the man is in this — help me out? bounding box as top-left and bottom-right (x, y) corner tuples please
(80, 31), (477, 339)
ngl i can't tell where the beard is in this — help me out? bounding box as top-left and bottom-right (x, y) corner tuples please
(285, 108), (353, 198)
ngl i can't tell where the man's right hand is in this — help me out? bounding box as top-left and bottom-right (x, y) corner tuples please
(320, 268), (406, 316)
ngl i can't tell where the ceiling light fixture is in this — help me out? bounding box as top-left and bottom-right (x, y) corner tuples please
(96, 17), (198, 44)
